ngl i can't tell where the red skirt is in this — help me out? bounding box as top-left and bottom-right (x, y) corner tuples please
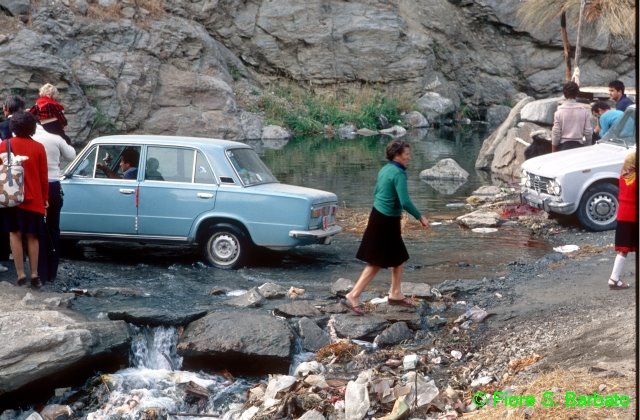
(614, 220), (638, 253)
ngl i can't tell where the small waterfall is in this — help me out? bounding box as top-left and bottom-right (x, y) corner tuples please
(85, 325), (251, 418)
(288, 335), (315, 376)
(130, 325), (183, 370)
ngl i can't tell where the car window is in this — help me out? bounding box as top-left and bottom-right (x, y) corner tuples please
(72, 145), (141, 179)
(194, 151), (216, 184)
(226, 148), (277, 186)
(147, 146), (195, 183)
(601, 108), (636, 147)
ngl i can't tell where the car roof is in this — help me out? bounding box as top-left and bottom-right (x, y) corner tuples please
(88, 134), (251, 150)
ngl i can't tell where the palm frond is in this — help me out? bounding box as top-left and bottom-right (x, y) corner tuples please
(518, 0), (635, 40)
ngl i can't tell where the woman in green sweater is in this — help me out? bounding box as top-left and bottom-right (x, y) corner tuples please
(343, 140), (429, 315)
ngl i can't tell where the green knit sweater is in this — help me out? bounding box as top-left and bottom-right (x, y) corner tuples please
(373, 162), (422, 219)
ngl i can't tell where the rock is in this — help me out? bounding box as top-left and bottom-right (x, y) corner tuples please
(107, 308), (207, 327)
(298, 317), (331, 352)
(491, 121), (544, 179)
(420, 158), (469, 180)
(416, 92), (456, 122)
(402, 111), (429, 128)
(225, 287), (265, 308)
(0, 303), (130, 406)
(379, 125), (407, 138)
(456, 210), (501, 228)
(475, 96), (534, 170)
(331, 278), (354, 296)
(486, 104), (512, 129)
(258, 282), (287, 299)
(401, 282), (431, 298)
(520, 97), (561, 125)
(336, 123), (357, 139)
(374, 322), (414, 347)
(262, 125), (291, 140)
(177, 311), (294, 374)
(356, 128), (379, 137)
(274, 301), (322, 318)
(330, 314), (389, 341)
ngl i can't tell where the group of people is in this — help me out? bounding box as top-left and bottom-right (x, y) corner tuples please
(551, 79), (633, 152)
(0, 84), (75, 287)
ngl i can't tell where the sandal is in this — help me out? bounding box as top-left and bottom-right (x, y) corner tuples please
(608, 279), (630, 290)
(388, 297), (416, 307)
(30, 276), (42, 289)
(17, 276), (26, 286)
(340, 299), (364, 316)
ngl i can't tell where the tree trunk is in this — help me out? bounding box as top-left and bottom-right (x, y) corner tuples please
(560, 12), (572, 82)
(573, 0), (587, 84)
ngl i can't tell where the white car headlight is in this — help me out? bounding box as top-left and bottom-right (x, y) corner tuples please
(520, 170), (529, 187)
(548, 179), (561, 195)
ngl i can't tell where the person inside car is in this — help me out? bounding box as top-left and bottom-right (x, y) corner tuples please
(97, 148), (139, 179)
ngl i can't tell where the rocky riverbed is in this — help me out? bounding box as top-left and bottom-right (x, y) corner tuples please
(0, 191), (635, 419)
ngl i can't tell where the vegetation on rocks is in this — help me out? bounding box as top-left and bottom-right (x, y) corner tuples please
(250, 82), (416, 136)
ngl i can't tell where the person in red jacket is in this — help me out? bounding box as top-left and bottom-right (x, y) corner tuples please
(28, 83), (72, 145)
(608, 151), (637, 290)
(0, 111), (49, 288)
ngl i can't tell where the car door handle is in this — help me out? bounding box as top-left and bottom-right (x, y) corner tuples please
(119, 189), (136, 194)
(197, 192), (214, 199)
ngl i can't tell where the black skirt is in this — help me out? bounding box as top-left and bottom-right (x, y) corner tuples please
(0, 207), (46, 235)
(356, 207), (409, 268)
(615, 220), (638, 253)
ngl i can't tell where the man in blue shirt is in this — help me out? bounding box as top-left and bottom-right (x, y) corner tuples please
(97, 148), (139, 179)
(591, 102), (624, 137)
(608, 80), (634, 111)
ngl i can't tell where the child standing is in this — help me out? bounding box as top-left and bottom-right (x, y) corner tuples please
(29, 83), (72, 145)
(608, 151), (637, 290)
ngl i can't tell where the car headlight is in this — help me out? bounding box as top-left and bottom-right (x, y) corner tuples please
(520, 170), (529, 187)
(548, 179), (562, 196)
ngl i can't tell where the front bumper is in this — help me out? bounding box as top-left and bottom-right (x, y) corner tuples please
(520, 190), (575, 215)
(289, 225), (342, 243)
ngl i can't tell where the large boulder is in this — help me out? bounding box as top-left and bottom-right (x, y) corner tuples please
(491, 121), (545, 180)
(475, 96), (534, 170)
(520, 97), (561, 126)
(420, 158), (469, 180)
(0, 283), (130, 408)
(177, 311), (294, 375)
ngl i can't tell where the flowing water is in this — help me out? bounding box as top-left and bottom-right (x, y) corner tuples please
(55, 126), (555, 416)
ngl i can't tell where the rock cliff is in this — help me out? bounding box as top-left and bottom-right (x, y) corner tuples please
(0, 0), (634, 143)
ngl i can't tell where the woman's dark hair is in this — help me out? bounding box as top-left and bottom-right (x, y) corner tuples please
(4, 95), (25, 114)
(385, 140), (410, 160)
(9, 111), (36, 137)
(563, 82), (580, 99)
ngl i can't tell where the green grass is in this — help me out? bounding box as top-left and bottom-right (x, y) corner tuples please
(258, 83), (415, 136)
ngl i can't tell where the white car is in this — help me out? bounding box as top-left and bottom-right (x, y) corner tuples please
(520, 104), (636, 231)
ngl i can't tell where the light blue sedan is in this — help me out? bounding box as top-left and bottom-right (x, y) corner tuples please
(60, 135), (342, 268)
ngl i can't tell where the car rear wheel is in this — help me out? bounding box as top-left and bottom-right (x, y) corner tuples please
(202, 224), (249, 269)
(576, 183), (619, 231)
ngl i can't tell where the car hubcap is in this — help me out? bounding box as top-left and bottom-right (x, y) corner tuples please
(588, 194), (616, 224)
(211, 234), (238, 264)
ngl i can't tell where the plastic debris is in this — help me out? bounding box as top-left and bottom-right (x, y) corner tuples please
(403, 354), (418, 370)
(450, 350), (463, 360)
(553, 244), (579, 253)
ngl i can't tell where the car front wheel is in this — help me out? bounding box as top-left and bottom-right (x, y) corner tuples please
(202, 225), (249, 269)
(576, 183), (619, 231)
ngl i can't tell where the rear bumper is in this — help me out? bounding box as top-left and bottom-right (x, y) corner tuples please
(520, 190), (575, 215)
(289, 225), (342, 243)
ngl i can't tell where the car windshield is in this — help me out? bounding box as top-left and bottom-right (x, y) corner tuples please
(226, 148), (278, 186)
(599, 107), (636, 147)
